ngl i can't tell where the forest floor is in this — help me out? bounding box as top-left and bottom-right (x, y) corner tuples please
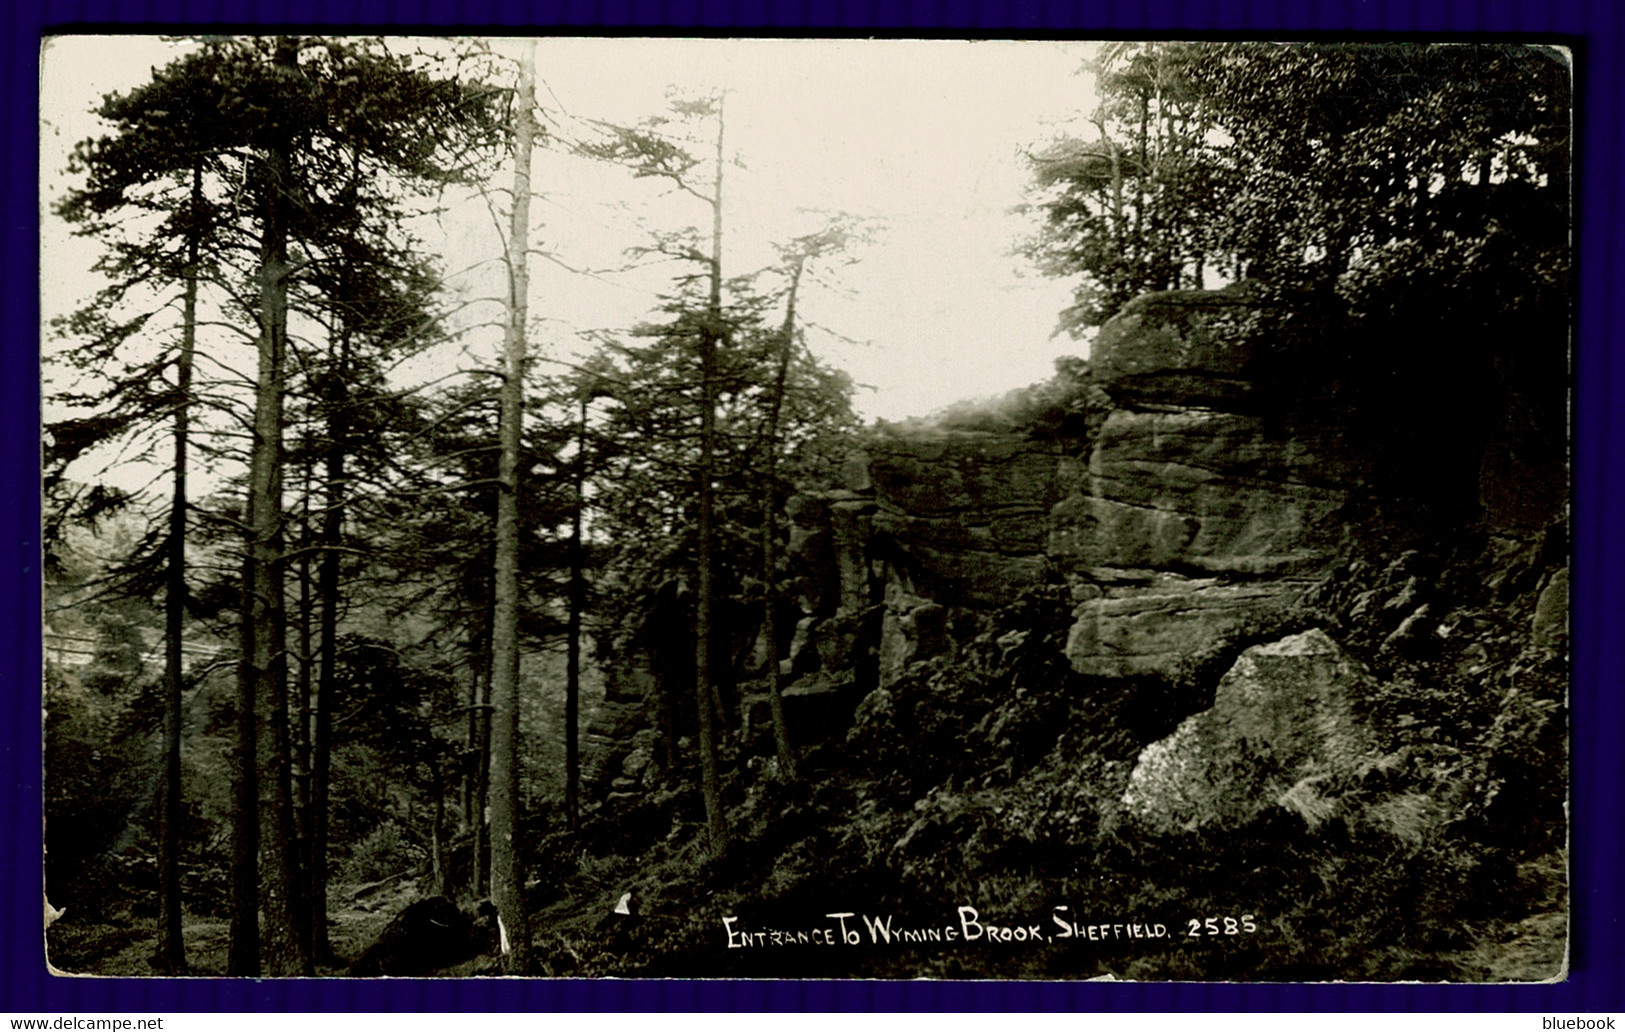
(42, 846), (1568, 982)
(45, 880), (423, 978)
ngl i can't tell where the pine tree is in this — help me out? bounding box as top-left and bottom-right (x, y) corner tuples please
(55, 34), (506, 975)
(488, 38), (539, 973)
(579, 90), (736, 856)
(54, 37), (251, 973)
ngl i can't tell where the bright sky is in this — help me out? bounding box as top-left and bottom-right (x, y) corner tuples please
(40, 36), (1098, 446)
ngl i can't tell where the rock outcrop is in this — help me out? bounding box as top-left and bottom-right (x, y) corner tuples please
(592, 285), (1565, 871)
(1088, 288), (1297, 405)
(755, 288), (1370, 700)
(776, 428), (1064, 692)
(1054, 289), (1362, 683)
(867, 429), (1062, 609)
(766, 289), (1374, 695)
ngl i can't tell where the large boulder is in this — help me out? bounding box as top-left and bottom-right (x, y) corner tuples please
(1530, 566), (1568, 652)
(1054, 408), (1356, 683)
(1120, 629), (1382, 834)
(347, 896), (496, 977)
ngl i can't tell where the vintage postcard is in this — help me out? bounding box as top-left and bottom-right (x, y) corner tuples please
(40, 36), (1569, 982)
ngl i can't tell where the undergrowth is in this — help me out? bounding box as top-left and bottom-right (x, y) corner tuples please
(520, 526), (1567, 982)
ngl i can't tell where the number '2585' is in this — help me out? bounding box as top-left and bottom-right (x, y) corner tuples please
(1187, 915), (1257, 936)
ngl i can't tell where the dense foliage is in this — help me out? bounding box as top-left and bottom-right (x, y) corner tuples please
(1025, 42), (1569, 336)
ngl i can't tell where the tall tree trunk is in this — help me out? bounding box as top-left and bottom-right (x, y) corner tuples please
(489, 42), (537, 974)
(293, 437), (313, 896)
(461, 645), (477, 836)
(1134, 87), (1148, 284)
(1091, 106), (1125, 260)
(228, 455), (260, 976)
(461, 615), (481, 836)
(156, 162), (202, 974)
(694, 94), (731, 859)
(760, 255), (805, 781)
(239, 37), (309, 976)
(565, 395), (587, 833)
(466, 601), (492, 898)
(430, 759), (449, 898)
(308, 322), (348, 965)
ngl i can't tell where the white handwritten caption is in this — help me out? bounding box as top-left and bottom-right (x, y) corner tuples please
(722, 906), (1260, 948)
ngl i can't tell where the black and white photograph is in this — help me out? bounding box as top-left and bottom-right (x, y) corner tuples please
(39, 37), (1571, 982)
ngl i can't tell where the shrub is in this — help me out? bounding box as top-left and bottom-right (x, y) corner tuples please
(346, 821), (421, 883)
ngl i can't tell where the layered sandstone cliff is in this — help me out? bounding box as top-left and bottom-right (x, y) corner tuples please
(771, 287), (1366, 702)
